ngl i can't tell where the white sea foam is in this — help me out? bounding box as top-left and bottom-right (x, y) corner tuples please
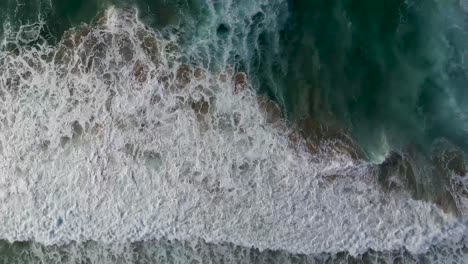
(0, 8), (466, 258)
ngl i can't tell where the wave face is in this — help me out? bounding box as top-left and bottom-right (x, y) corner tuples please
(0, 1), (467, 263)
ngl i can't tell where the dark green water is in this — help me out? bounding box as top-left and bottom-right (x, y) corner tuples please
(276, 0), (468, 161)
(0, 0), (467, 263)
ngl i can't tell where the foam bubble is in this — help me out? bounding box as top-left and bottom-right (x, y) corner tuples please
(0, 8), (466, 258)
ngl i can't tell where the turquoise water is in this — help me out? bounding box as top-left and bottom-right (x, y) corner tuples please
(278, 0), (468, 161)
(0, 0), (467, 263)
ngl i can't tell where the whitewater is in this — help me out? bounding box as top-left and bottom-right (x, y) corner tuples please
(0, 2), (467, 263)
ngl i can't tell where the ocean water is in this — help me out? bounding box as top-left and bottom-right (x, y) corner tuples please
(0, 0), (467, 263)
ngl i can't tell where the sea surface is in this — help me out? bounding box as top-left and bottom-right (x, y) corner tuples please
(0, 0), (468, 263)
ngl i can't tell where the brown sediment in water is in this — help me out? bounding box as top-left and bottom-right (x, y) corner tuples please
(376, 142), (467, 216)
